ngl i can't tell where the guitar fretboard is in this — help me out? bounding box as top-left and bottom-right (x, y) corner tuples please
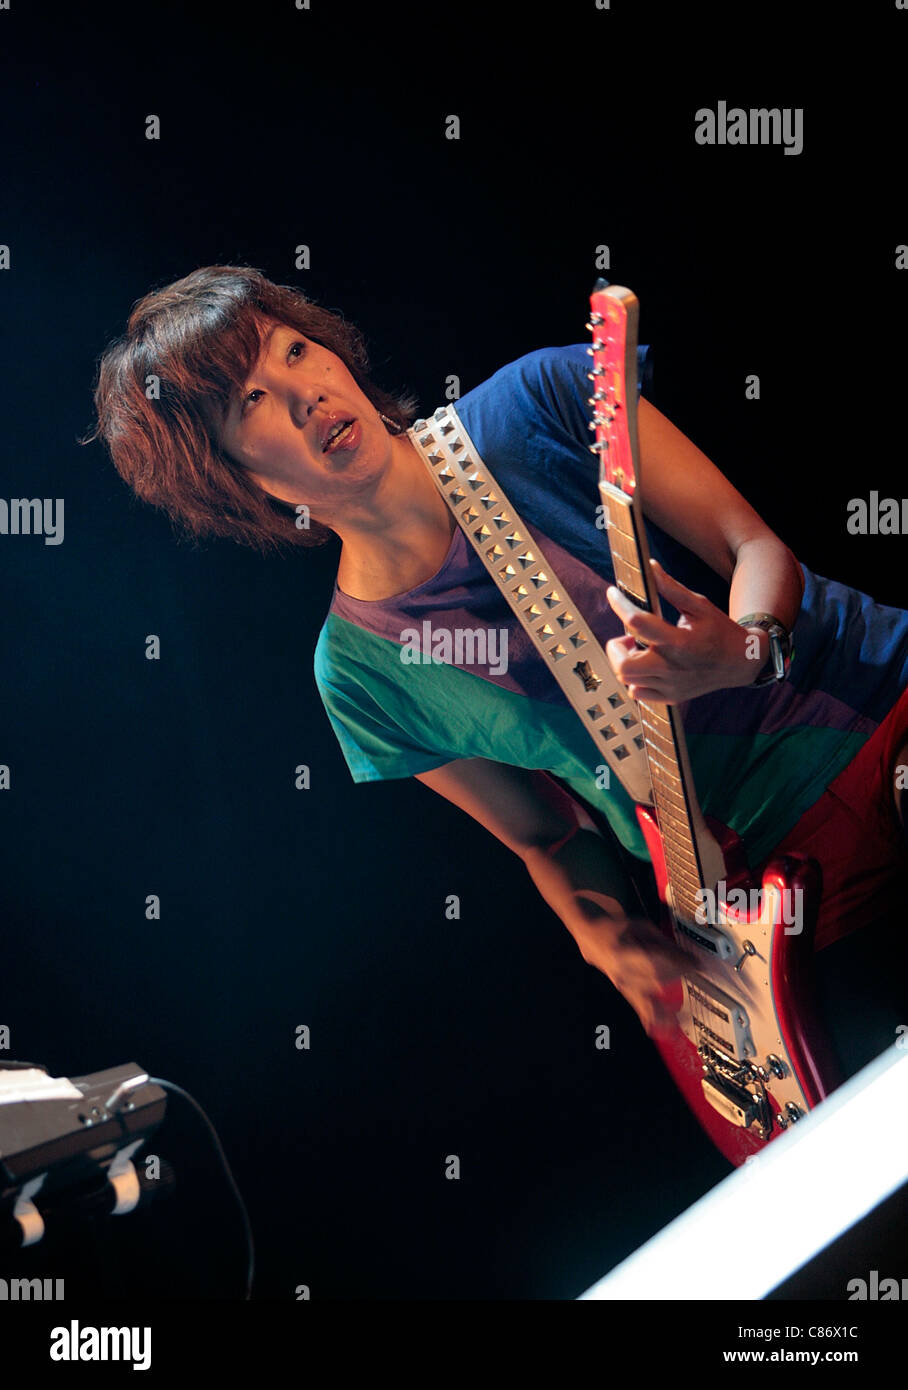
(589, 283), (726, 923)
(599, 485), (716, 922)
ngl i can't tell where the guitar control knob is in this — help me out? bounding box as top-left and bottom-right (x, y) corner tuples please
(734, 940), (757, 972)
(785, 1102), (804, 1123)
(766, 1054), (787, 1079)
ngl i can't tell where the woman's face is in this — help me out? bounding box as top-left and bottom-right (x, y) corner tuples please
(216, 320), (394, 523)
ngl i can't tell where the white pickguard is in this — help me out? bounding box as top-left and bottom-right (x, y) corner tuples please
(673, 882), (811, 1132)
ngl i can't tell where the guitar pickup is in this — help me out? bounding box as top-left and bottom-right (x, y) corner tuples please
(675, 919), (735, 961)
(686, 979), (756, 1061)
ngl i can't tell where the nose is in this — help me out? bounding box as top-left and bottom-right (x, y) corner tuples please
(290, 390), (325, 430)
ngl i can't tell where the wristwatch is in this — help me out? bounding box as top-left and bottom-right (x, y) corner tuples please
(736, 612), (794, 686)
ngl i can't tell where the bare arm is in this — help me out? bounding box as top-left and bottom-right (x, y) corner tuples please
(603, 399), (805, 702)
(415, 756), (696, 1034)
(637, 397), (803, 605)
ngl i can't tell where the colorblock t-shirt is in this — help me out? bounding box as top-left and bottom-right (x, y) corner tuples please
(314, 344), (908, 873)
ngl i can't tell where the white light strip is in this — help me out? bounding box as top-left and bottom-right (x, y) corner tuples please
(579, 1043), (908, 1300)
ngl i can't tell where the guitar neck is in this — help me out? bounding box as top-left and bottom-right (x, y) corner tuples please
(589, 283), (725, 920)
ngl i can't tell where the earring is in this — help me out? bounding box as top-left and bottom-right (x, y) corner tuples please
(379, 412), (403, 435)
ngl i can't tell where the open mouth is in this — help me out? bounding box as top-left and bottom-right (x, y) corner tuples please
(323, 419), (357, 453)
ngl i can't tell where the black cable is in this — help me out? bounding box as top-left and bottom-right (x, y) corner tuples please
(146, 1076), (255, 1300)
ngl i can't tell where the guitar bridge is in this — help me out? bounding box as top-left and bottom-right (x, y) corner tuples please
(690, 984), (772, 1139)
(701, 1074), (771, 1135)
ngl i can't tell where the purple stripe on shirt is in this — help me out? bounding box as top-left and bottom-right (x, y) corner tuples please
(329, 523), (627, 702)
(331, 519), (879, 739)
(680, 682), (879, 739)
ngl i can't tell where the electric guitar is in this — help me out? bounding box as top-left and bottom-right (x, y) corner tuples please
(586, 279), (839, 1164)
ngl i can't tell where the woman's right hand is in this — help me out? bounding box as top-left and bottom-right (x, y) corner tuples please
(577, 912), (701, 1038)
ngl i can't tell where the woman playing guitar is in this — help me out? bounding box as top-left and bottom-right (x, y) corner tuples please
(84, 265), (908, 1098)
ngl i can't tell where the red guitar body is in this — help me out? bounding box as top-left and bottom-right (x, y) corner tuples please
(637, 805), (840, 1164)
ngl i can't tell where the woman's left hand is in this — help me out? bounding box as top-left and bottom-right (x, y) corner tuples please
(605, 558), (760, 705)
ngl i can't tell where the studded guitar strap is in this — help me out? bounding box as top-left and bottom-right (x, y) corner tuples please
(406, 404), (653, 806)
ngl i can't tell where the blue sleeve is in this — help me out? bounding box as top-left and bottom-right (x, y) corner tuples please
(521, 342), (653, 454)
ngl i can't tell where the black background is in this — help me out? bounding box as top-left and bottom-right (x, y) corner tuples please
(1, 0), (906, 1306)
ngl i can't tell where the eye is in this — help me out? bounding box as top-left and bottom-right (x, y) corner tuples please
(241, 339), (307, 413)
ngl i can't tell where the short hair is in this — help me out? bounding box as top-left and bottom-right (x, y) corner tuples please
(80, 265), (419, 552)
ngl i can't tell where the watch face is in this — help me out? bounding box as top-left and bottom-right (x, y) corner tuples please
(769, 630), (792, 680)
(749, 628), (791, 685)
(770, 632), (785, 677)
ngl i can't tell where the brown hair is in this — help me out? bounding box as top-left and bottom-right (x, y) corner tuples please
(80, 265), (419, 552)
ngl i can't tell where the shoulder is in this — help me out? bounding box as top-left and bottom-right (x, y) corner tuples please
(313, 611), (364, 694)
(313, 610), (411, 708)
(461, 344), (591, 410)
(453, 344), (597, 461)
(457, 341), (651, 433)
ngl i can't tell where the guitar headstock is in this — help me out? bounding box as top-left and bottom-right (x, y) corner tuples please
(587, 279), (641, 498)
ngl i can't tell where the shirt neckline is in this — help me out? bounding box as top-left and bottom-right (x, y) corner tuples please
(333, 522), (464, 606)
